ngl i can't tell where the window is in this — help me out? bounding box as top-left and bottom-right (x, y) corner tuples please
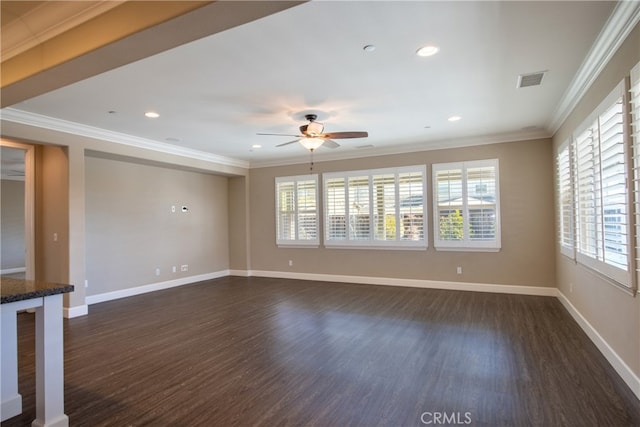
(433, 159), (500, 251)
(573, 81), (631, 287)
(323, 165), (427, 248)
(630, 61), (640, 287)
(275, 175), (319, 246)
(556, 140), (574, 258)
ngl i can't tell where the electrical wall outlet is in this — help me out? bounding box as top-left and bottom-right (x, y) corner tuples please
(181, 264), (188, 272)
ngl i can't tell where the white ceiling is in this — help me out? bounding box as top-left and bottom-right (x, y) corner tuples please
(1, 1), (628, 168)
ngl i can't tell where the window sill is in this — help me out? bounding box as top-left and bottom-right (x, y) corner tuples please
(324, 244), (428, 251)
(434, 246), (500, 253)
(573, 260), (637, 297)
(277, 243), (319, 249)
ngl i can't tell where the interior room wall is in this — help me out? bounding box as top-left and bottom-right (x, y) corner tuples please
(552, 23), (640, 384)
(1, 179), (25, 271)
(35, 144), (69, 284)
(85, 153), (230, 297)
(228, 175), (250, 271)
(248, 137), (555, 288)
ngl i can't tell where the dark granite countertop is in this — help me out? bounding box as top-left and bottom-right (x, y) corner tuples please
(1, 277), (74, 304)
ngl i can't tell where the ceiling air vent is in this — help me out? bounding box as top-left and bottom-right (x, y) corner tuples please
(517, 71), (546, 88)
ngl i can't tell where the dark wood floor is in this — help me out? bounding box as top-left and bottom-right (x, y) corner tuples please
(3, 276), (640, 426)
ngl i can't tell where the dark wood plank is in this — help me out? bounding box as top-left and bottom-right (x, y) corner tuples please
(3, 277), (640, 426)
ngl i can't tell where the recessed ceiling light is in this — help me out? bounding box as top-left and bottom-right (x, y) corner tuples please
(145, 111), (159, 118)
(363, 44), (376, 52)
(251, 144), (262, 149)
(416, 45), (439, 57)
(448, 115), (462, 122)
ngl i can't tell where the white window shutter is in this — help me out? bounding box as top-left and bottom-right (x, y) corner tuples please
(556, 141), (574, 258)
(275, 175), (319, 246)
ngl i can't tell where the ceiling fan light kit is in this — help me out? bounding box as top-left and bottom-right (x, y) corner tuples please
(257, 112), (369, 152)
(305, 120), (324, 136)
(299, 137), (324, 152)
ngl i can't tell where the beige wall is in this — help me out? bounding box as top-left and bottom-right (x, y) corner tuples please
(248, 138), (555, 287)
(1, 179), (25, 270)
(0, 121), (247, 312)
(228, 176), (250, 271)
(552, 23), (640, 378)
(35, 145), (70, 284)
(85, 154), (230, 296)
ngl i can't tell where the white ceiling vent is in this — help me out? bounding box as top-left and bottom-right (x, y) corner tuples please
(517, 71), (546, 88)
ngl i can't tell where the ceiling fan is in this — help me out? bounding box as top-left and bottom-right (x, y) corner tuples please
(257, 114), (368, 151)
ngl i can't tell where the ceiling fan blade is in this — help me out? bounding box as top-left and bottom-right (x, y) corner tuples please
(321, 131), (368, 139)
(276, 139), (300, 147)
(322, 139), (340, 149)
(257, 133), (303, 137)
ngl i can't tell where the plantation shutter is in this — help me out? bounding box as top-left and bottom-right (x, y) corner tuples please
(325, 177), (346, 241)
(323, 165), (426, 248)
(556, 141), (574, 258)
(348, 176), (371, 240)
(297, 179), (318, 242)
(398, 171), (425, 241)
(372, 174), (396, 240)
(598, 97), (627, 271)
(275, 175), (319, 246)
(575, 125), (601, 260)
(573, 81), (631, 287)
(631, 61), (640, 286)
(433, 159), (500, 250)
(435, 167), (464, 242)
(466, 164), (497, 241)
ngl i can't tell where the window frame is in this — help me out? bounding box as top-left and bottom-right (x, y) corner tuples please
(275, 174), (319, 248)
(571, 80), (634, 289)
(322, 165), (427, 249)
(630, 61), (640, 293)
(432, 159), (501, 252)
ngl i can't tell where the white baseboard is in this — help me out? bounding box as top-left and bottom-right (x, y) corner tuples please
(1, 267), (26, 275)
(228, 269), (251, 277)
(556, 290), (640, 400)
(85, 270), (230, 306)
(1, 393), (22, 422)
(245, 270), (559, 296)
(64, 304), (88, 318)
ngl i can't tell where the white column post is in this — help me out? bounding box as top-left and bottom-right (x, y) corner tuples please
(1, 303), (22, 421)
(32, 294), (68, 427)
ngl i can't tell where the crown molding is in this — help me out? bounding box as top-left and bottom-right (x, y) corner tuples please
(249, 128), (551, 169)
(0, 108), (250, 169)
(548, 0), (640, 134)
(2, 107), (549, 171)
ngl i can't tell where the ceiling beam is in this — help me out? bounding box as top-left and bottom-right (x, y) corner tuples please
(1, 1), (305, 108)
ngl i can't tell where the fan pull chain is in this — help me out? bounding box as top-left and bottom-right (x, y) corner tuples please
(309, 149), (315, 173)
